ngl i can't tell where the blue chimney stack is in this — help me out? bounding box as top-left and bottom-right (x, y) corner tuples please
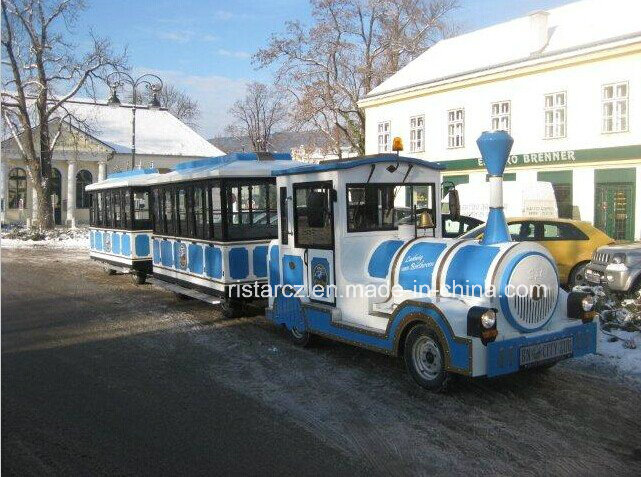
(476, 131), (514, 245)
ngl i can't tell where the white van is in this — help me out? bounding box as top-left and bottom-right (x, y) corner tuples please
(443, 181), (558, 220)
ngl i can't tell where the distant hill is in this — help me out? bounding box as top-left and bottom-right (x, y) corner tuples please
(208, 131), (344, 154)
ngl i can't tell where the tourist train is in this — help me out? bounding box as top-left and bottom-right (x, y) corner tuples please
(143, 152), (293, 317)
(86, 168), (161, 284)
(87, 131), (598, 390)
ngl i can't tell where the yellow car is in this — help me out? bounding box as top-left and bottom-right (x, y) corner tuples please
(460, 217), (614, 287)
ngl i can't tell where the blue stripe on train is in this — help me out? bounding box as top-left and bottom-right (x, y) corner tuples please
(270, 295), (470, 373)
(188, 243), (204, 274)
(205, 245), (223, 279)
(229, 247), (249, 279)
(135, 234), (149, 257)
(253, 245), (268, 278)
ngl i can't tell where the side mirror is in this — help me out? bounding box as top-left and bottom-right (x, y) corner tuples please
(449, 189), (460, 220)
(307, 191), (327, 228)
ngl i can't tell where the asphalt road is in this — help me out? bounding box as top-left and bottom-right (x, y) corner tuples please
(2, 247), (641, 476)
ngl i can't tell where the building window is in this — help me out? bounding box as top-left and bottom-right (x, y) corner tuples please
(377, 121), (391, 153)
(447, 109), (464, 148)
(8, 167), (27, 209)
(491, 101), (510, 133)
(409, 115), (425, 152)
(75, 170), (93, 208)
(544, 92), (566, 139)
(602, 82), (628, 133)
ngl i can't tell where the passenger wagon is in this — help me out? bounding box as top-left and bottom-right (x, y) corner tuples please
(86, 169), (161, 284)
(267, 131), (598, 391)
(144, 152), (294, 317)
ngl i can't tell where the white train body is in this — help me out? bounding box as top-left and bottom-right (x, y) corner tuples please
(86, 169), (160, 280)
(267, 133), (597, 382)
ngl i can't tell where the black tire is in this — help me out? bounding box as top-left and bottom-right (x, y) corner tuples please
(131, 272), (146, 285)
(568, 261), (589, 289)
(220, 299), (243, 319)
(404, 324), (450, 392)
(288, 325), (312, 347)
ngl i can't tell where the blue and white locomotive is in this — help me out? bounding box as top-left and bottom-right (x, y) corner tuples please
(267, 131), (598, 390)
(143, 152), (294, 317)
(86, 169), (161, 284)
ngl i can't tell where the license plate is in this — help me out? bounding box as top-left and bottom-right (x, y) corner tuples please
(586, 272), (602, 284)
(520, 337), (573, 367)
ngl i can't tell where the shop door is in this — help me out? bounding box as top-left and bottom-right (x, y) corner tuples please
(293, 181), (336, 305)
(595, 183), (635, 241)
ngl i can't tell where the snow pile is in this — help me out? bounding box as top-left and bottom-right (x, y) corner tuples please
(596, 329), (641, 377)
(1, 225), (89, 249)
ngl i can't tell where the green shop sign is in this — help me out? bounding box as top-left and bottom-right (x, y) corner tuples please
(440, 144), (641, 172)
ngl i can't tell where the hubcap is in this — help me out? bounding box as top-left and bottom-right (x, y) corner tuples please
(412, 335), (442, 380)
(291, 327), (305, 339)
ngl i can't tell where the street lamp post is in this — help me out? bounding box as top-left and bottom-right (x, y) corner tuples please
(106, 72), (163, 171)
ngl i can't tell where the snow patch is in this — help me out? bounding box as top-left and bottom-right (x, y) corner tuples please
(1, 226), (89, 250)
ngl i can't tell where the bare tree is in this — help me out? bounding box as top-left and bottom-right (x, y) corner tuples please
(135, 83), (201, 129)
(1, 0), (127, 229)
(225, 82), (287, 153)
(254, 0), (458, 156)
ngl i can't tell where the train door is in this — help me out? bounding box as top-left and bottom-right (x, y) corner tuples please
(292, 181), (336, 305)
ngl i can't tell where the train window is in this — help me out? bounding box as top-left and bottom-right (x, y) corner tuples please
(176, 188), (188, 235)
(163, 188), (174, 236)
(226, 181), (277, 241)
(96, 192), (103, 226)
(113, 190), (122, 229)
(104, 191), (113, 228)
(122, 190), (131, 229)
(279, 186), (288, 245)
(211, 185), (222, 240)
(346, 183), (435, 233)
(152, 189), (163, 234)
(133, 190), (150, 230)
(294, 183), (333, 249)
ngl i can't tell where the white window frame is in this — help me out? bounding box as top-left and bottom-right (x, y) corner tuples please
(377, 121), (391, 153)
(409, 115), (425, 153)
(544, 91), (567, 139)
(491, 100), (511, 134)
(602, 81), (629, 133)
(447, 108), (464, 148)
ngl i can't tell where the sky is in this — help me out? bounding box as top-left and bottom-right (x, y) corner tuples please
(75, 0), (577, 138)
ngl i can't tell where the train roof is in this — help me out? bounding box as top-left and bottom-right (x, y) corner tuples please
(271, 154), (444, 176)
(85, 168), (165, 191)
(140, 152), (294, 185)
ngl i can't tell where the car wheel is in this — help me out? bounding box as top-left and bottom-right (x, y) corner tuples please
(568, 262), (589, 289)
(404, 324), (451, 392)
(131, 272), (146, 285)
(288, 325), (312, 347)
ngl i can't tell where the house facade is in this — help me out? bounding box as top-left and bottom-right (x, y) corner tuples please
(2, 98), (223, 226)
(358, 0), (641, 241)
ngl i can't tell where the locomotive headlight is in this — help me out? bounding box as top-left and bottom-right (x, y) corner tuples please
(581, 295), (596, 312)
(481, 309), (496, 329)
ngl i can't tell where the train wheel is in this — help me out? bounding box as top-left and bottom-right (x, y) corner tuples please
(288, 326), (312, 347)
(220, 299), (242, 319)
(404, 324), (450, 392)
(131, 272), (146, 285)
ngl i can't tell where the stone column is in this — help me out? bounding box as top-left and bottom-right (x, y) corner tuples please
(98, 160), (107, 181)
(66, 160), (77, 228)
(30, 180), (38, 226)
